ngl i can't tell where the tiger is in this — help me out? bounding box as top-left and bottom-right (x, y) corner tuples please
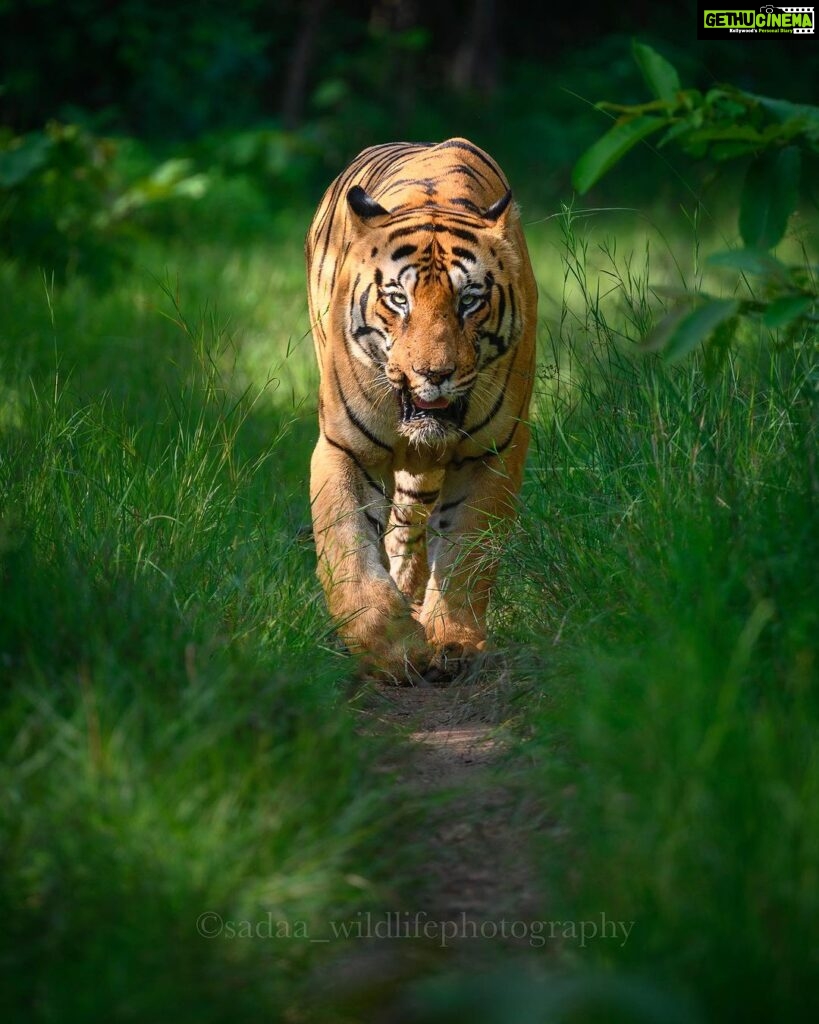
(305, 137), (537, 681)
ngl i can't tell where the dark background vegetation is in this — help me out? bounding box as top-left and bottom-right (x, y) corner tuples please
(2, 0), (816, 282)
(3, 0), (816, 204)
(3, 0), (813, 134)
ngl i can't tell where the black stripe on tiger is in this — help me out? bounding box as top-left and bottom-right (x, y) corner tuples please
(436, 140), (506, 184)
(349, 326), (386, 364)
(463, 359), (517, 436)
(394, 486), (440, 504)
(348, 272), (361, 326)
(332, 366), (393, 452)
(451, 246), (476, 262)
(342, 340), (384, 408)
(391, 244), (418, 261)
(387, 223), (480, 245)
(359, 282), (372, 321)
(449, 196), (482, 212)
(494, 280), (506, 333)
(479, 331), (512, 366)
(438, 497), (465, 513)
(324, 435), (388, 498)
(507, 282), (517, 335)
(382, 209), (487, 232)
(394, 531), (424, 547)
(365, 510), (385, 539)
(450, 409), (525, 471)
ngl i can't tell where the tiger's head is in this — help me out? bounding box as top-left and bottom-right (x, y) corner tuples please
(341, 185), (523, 446)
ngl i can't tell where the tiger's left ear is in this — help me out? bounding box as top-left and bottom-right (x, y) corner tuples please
(347, 186), (391, 229)
(482, 188), (515, 229)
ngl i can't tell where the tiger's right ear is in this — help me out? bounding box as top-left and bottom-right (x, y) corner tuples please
(347, 186), (391, 228)
(482, 188), (515, 228)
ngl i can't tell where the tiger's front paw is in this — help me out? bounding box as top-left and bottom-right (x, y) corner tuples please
(355, 625), (433, 686)
(423, 640), (483, 684)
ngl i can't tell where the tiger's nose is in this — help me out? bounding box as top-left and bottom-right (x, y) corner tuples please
(413, 364), (455, 384)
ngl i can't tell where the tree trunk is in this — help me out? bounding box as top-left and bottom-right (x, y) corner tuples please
(280, 0), (329, 129)
(451, 0), (499, 96)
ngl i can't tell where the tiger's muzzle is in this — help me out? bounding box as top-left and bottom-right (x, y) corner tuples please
(395, 385), (468, 444)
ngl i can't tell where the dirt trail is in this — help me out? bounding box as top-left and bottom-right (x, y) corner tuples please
(373, 678), (543, 928)
(314, 668), (549, 1018)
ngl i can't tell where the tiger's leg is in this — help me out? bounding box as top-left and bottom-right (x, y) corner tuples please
(420, 434), (528, 674)
(310, 437), (430, 679)
(384, 470), (443, 605)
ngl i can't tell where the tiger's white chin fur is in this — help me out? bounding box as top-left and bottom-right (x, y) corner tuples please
(396, 387), (466, 448)
(399, 415), (461, 448)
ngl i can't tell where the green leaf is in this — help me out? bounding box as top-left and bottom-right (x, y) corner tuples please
(657, 117), (700, 149)
(663, 299), (741, 362)
(641, 303), (693, 352)
(684, 126), (769, 145)
(739, 147), (801, 249)
(746, 94), (819, 146)
(710, 141), (762, 162)
(706, 248), (789, 282)
(572, 116), (666, 194)
(703, 314), (739, 382)
(752, 95), (819, 121)
(632, 41), (681, 104)
(150, 158), (194, 187)
(761, 295), (813, 328)
(597, 99), (673, 115)
(680, 88), (704, 111)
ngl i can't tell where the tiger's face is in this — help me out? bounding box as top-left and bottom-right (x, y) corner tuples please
(380, 262), (483, 445)
(342, 187), (522, 446)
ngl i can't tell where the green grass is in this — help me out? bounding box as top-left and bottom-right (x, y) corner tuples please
(0, 190), (399, 1021)
(499, 208), (819, 1023)
(1, 170), (817, 1023)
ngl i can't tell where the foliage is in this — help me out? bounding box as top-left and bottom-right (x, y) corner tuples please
(572, 41), (819, 361)
(573, 40), (819, 230)
(647, 245), (817, 368)
(0, 122), (208, 277)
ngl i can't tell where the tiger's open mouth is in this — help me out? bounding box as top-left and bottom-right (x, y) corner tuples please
(397, 388), (466, 427)
(395, 388), (468, 446)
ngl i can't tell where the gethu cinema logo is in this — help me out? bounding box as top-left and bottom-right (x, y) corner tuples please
(704, 7), (814, 29)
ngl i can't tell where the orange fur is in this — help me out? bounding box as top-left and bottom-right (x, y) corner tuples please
(305, 138), (537, 680)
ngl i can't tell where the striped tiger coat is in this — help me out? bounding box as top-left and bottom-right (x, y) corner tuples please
(305, 138), (537, 681)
